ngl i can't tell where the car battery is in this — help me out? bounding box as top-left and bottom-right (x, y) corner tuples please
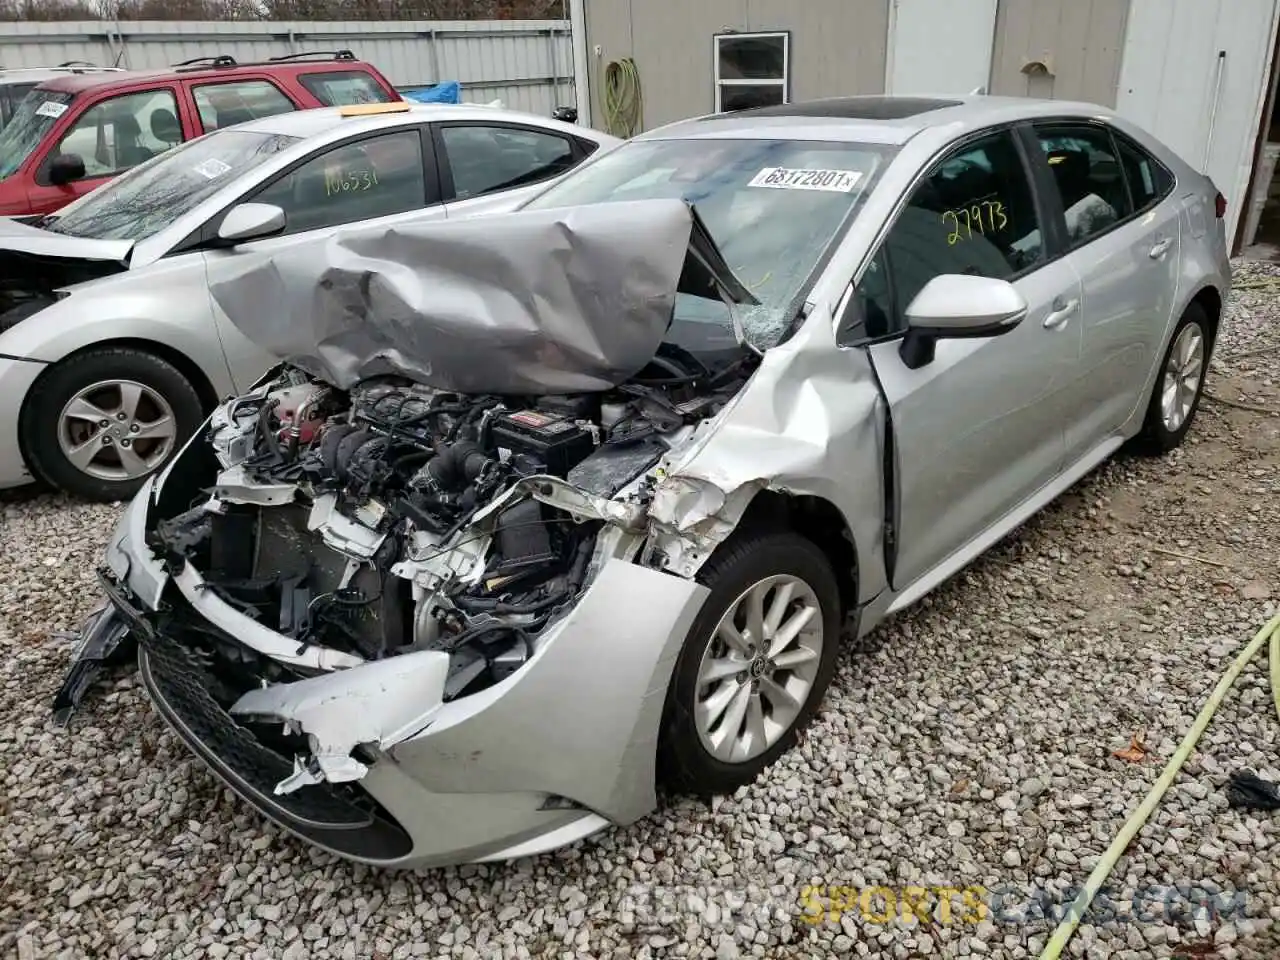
(491, 408), (596, 477)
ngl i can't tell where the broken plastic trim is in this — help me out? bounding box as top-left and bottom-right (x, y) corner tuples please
(229, 648), (452, 795)
(172, 562), (364, 671)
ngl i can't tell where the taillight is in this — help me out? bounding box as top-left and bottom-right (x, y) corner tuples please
(1214, 191), (1227, 219)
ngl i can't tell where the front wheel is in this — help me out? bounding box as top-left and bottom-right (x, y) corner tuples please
(20, 347), (204, 502)
(658, 529), (843, 796)
(1136, 304), (1211, 454)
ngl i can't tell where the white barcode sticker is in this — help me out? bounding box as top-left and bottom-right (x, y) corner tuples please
(748, 167), (863, 192)
(35, 101), (68, 119)
(194, 158), (232, 179)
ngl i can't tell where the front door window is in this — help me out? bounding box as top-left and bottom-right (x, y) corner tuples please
(54, 88), (182, 179)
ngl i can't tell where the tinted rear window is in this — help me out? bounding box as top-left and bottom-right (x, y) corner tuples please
(299, 70), (393, 106)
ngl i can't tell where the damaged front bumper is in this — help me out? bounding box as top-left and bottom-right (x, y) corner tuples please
(54, 480), (709, 868)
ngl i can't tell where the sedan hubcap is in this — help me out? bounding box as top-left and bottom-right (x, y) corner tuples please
(57, 380), (177, 481)
(1160, 323), (1205, 433)
(694, 574), (825, 763)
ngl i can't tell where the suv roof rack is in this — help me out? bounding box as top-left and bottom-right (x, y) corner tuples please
(170, 50), (357, 72)
(0, 62), (124, 75)
(268, 50), (356, 63)
(171, 54), (239, 69)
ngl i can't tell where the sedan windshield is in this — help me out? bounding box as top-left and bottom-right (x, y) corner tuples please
(44, 128), (303, 242)
(0, 90), (73, 180)
(523, 137), (895, 350)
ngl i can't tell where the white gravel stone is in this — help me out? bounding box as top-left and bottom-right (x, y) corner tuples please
(3, 259), (1280, 960)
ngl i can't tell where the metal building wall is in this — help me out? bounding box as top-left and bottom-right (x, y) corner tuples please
(583, 0), (890, 133)
(989, 0), (1131, 106)
(0, 19), (576, 116)
(1116, 0), (1280, 248)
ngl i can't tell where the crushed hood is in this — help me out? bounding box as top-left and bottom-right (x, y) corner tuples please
(207, 198), (756, 395)
(0, 217), (133, 296)
(0, 216), (134, 264)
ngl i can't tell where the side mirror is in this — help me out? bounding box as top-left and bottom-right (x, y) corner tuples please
(216, 202), (286, 245)
(48, 153), (86, 187)
(899, 273), (1027, 369)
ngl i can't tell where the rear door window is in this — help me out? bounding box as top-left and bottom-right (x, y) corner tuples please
(1033, 124), (1134, 247)
(298, 70), (393, 106)
(193, 79), (296, 132)
(51, 87), (182, 180)
(436, 123), (577, 200)
(1113, 133), (1174, 212)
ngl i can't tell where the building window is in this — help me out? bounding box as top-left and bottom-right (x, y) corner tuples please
(714, 32), (789, 112)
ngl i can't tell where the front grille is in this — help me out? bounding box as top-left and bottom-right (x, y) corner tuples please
(139, 627), (373, 828)
(135, 613), (415, 862)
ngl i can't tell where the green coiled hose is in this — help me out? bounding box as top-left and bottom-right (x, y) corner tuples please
(602, 57), (643, 138)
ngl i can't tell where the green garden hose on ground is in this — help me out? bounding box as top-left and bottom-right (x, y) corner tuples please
(602, 57), (643, 138)
(1038, 608), (1280, 960)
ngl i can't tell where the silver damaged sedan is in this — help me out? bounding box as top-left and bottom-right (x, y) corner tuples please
(56, 95), (1230, 868)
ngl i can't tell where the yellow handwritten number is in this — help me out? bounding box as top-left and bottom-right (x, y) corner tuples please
(324, 168), (379, 198)
(942, 209), (961, 245)
(941, 200), (1006, 244)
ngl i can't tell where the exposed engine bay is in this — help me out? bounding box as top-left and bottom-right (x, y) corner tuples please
(148, 345), (753, 705)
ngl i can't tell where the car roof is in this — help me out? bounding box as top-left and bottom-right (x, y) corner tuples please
(222, 102), (607, 142)
(638, 95), (1121, 146)
(0, 67), (123, 87)
(35, 59), (372, 96)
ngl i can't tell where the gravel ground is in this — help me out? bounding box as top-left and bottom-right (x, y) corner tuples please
(3, 263), (1280, 960)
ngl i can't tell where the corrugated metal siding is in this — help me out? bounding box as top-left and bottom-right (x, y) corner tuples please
(1116, 0), (1280, 246)
(583, 0), (889, 133)
(0, 20), (575, 116)
(989, 0), (1131, 106)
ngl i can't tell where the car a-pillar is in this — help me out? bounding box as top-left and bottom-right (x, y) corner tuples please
(18, 340), (213, 502)
(654, 489), (858, 796)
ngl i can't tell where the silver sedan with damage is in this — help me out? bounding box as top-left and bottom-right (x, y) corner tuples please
(0, 101), (616, 501)
(56, 95), (1229, 868)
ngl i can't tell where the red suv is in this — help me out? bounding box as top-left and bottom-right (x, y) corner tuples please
(0, 50), (400, 217)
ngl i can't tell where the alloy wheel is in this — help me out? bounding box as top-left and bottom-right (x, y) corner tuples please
(693, 573), (825, 763)
(1160, 322), (1205, 433)
(56, 379), (178, 481)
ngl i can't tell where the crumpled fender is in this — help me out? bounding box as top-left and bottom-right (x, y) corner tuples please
(645, 304), (888, 601)
(222, 560), (709, 825)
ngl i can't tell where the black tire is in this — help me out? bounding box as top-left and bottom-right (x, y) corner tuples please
(20, 347), (204, 502)
(657, 529), (843, 796)
(1135, 303), (1211, 455)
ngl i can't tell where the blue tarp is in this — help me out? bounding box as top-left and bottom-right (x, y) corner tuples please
(402, 80), (461, 104)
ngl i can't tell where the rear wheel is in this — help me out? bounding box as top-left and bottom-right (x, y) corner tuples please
(1136, 303), (1210, 454)
(658, 529), (843, 796)
(21, 347), (204, 502)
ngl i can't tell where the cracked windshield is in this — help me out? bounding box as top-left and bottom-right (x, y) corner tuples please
(40, 128), (302, 242)
(0, 90), (73, 180)
(523, 138), (894, 348)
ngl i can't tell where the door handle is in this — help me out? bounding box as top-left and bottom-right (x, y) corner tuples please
(1149, 237), (1173, 259)
(1043, 297), (1079, 330)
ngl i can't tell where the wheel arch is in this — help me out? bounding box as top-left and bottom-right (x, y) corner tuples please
(732, 489), (860, 617)
(1186, 283), (1223, 354)
(22, 338), (220, 416)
